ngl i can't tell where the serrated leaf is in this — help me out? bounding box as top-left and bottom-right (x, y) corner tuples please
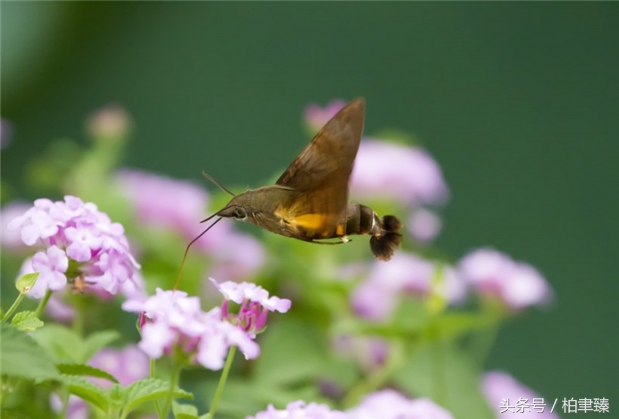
(82, 330), (120, 362)
(10, 311), (44, 332)
(123, 378), (192, 416)
(30, 324), (83, 363)
(60, 374), (110, 413)
(57, 363), (119, 383)
(0, 323), (59, 380)
(173, 401), (200, 419)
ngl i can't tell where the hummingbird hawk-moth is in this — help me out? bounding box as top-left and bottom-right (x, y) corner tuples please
(202, 98), (402, 261)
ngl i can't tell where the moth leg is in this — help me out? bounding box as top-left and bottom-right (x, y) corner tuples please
(311, 236), (351, 245)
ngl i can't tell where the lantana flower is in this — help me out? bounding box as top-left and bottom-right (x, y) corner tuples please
(458, 248), (553, 310)
(351, 252), (466, 321)
(8, 196), (140, 298)
(209, 278), (291, 338)
(347, 389), (454, 419)
(123, 285), (288, 370)
(247, 400), (348, 419)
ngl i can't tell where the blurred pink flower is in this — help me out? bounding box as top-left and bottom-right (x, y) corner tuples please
(116, 169), (265, 280)
(350, 139), (449, 207)
(1, 201), (31, 250)
(458, 248), (553, 310)
(347, 389), (453, 419)
(89, 345), (149, 388)
(351, 252), (466, 321)
(248, 400), (347, 419)
(50, 394), (89, 419)
(333, 335), (388, 372)
(482, 371), (559, 418)
(116, 169), (210, 240)
(304, 99), (348, 133)
(408, 208), (442, 243)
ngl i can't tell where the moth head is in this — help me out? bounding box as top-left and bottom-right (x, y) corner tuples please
(218, 197), (250, 221)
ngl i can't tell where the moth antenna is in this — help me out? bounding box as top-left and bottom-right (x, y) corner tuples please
(202, 171), (236, 197)
(173, 216), (223, 291)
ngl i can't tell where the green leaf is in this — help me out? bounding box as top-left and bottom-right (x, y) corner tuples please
(31, 325), (119, 364)
(123, 378), (192, 417)
(0, 323), (59, 380)
(173, 402), (200, 419)
(30, 324), (83, 363)
(254, 318), (328, 386)
(57, 363), (119, 383)
(82, 330), (120, 362)
(15, 272), (39, 293)
(393, 342), (494, 419)
(60, 374), (110, 413)
(422, 313), (490, 342)
(10, 311), (44, 332)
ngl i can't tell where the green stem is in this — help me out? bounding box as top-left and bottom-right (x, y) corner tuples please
(151, 358), (162, 418)
(431, 335), (446, 406)
(472, 322), (500, 369)
(160, 361), (183, 419)
(33, 290), (52, 319)
(1, 293), (26, 323)
(208, 345), (237, 419)
(341, 341), (404, 408)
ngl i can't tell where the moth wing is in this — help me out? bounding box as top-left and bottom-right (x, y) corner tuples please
(275, 98), (365, 236)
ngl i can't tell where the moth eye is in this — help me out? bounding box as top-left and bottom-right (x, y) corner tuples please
(233, 208), (247, 220)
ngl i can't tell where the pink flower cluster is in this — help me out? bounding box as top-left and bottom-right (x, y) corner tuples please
(122, 281), (290, 370)
(248, 400), (348, 419)
(248, 390), (453, 419)
(458, 248), (553, 310)
(210, 278), (291, 338)
(8, 196), (140, 298)
(351, 252), (466, 321)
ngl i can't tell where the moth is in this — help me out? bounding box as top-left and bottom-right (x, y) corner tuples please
(201, 98), (402, 261)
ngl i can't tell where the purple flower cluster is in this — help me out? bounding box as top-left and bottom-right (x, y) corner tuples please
(8, 196), (140, 299)
(116, 169), (265, 280)
(210, 278), (291, 338)
(122, 281), (290, 370)
(248, 390), (453, 419)
(247, 400), (348, 419)
(458, 248), (553, 310)
(351, 139), (449, 208)
(351, 252), (466, 321)
(347, 390), (454, 419)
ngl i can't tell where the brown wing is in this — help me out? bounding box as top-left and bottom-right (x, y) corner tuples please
(275, 98), (365, 238)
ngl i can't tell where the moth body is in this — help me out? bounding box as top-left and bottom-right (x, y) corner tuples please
(212, 98), (403, 261)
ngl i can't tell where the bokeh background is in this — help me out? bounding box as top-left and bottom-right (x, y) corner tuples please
(2, 1), (617, 410)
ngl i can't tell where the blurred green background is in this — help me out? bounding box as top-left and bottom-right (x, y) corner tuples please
(2, 1), (617, 408)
